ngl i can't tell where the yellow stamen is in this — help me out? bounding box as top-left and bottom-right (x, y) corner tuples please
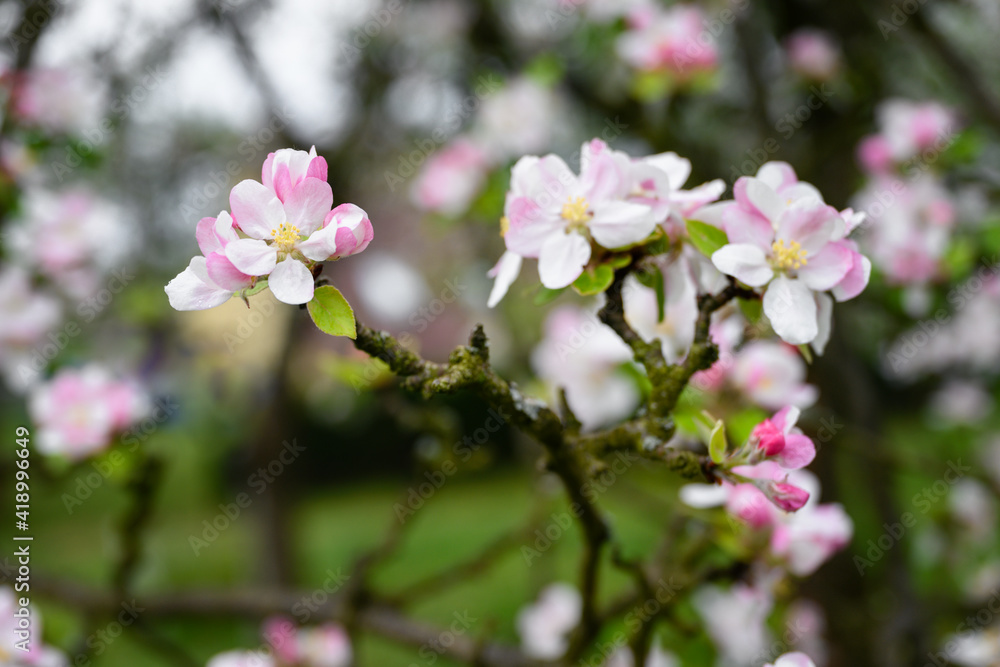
(271, 222), (301, 252)
(771, 239), (808, 271)
(561, 196), (592, 230)
(500, 216), (510, 238)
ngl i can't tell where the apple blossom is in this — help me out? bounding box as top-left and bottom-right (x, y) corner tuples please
(472, 77), (560, 161)
(28, 365), (150, 461)
(9, 187), (128, 298)
(622, 256), (700, 363)
(166, 147), (372, 308)
(730, 341), (818, 410)
(857, 99), (957, 173)
(606, 642), (678, 667)
(765, 653), (817, 667)
(516, 583), (581, 660)
(784, 29), (841, 81)
(495, 138), (656, 295)
(0, 266), (62, 392)
(783, 600), (829, 667)
(705, 162), (870, 346)
(693, 582), (774, 667)
(532, 306), (640, 430)
(617, 4), (718, 77)
(411, 139), (489, 216)
(625, 151), (726, 239)
(206, 651), (275, 667)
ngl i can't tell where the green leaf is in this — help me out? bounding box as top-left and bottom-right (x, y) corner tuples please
(607, 254), (632, 269)
(708, 419), (728, 464)
(572, 264), (615, 295)
(307, 286), (356, 339)
(686, 219), (729, 258)
(533, 286), (566, 306)
(738, 296), (762, 323)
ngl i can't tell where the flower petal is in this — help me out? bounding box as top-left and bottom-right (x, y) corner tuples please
(775, 433), (816, 469)
(679, 484), (729, 508)
(268, 257), (314, 305)
(798, 242), (853, 291)
(831, 251), (871, 302)
(763, 276), (818, 345)
(230, 179), (285, 239)
(743, 177), (783, 223)
(487, 251), (523, 308)
(225, 238), (278, 276)
(588, 200), (656, 249)
(812, 292), (833, 355)
(711, 244), (773, 287)
(196, 217), (222, 255)
(206, 252), (253, 291)
(538, 233), (591, 289)
(164, 258), (233, 311)
(283, 177), (333, 235)
(645, 151), (691, 190)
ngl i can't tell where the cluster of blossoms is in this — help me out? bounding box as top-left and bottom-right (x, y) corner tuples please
(517, 582), (825, 666)
(615, 3), (718, 80)
(853, 99), (961, 292)
(28, 364), (150, 461)
(207, 618), (351, 667)
(411, 76), (561, 217)
(0, 586), (67, 666)
(166, 147), (372, 309)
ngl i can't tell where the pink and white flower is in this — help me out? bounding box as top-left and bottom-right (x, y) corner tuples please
(857, 99), (957, 174)
(705, 163), (870, 346)
(617, 4), (718, 77)
(517, 583), (582, 660)
(693, 582), (774, 666)
(532, 306), (640, 430)
(0, 266), (62, 392)
(626, 151), (726, 239)
(28, 365), (150, 461)
(785, 29), (841, 81)
(166, 147), (372, 308)
(497, 139), (656, 293)
(411, 139), (489, 216)
(730, 341), (818, 410)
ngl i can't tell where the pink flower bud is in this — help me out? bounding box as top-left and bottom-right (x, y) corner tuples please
(751, 419), (786, 457)
(768, 482), (810, 512)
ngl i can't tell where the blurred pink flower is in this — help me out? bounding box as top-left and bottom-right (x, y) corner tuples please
(0, 586), (67, 666)
(766, 653), (817, 667)
(0, 267), (62, 392)
(28, 365), (149, 461)
(693, 582), (774, 665)
(411, 139), (489, 216)
(731, 341), (818, 410)
(785, 29), (841, 81)
(532, 306), (639, 430)
(617, 4), (718, 77)
(207, 651), (274, 667)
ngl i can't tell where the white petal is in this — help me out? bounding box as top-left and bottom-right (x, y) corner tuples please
(487, 251), (523, 308)
(711, 244), (773, 287)
(268, 257), (314, 305)
(164, 259), (232, 311)
(225, 238), (278, 276)
(588, 200), (656, 249)
(811, 292), (833, 355)
(229, 179), (285, 239)
(745, 177), (784, 223)
(645, 152), (692, 190)
(538, 233), (591, 289)
(763, 276), (818, 345)
(680, 484), (729, 508)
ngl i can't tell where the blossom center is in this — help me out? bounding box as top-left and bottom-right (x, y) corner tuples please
(271, 222), (301, 252)
(561, 196), (592, 231)
(499, 216), (510, 237)
(771, 239), (808, 271)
